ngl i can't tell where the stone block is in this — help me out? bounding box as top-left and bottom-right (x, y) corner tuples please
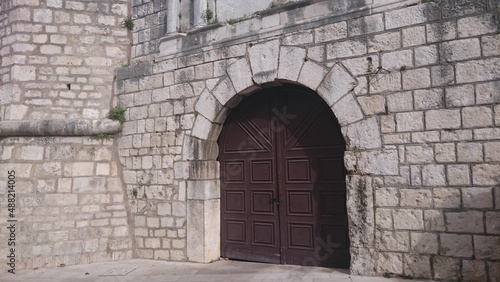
(400, 189), (432, 208)
(440, 234), (473, 257)
(326, 39), (366, 59)
(375, 187), (399, 207)
(194, 89), (223, 123)
(433, 187), (461, 208)
(414, 45), (438, 67)
(368, 32), (400, 52)
(425, 109), (460, 130)
(64, 162), (94, 176)
(348, 14), (384, 36)
(403, 254), (431, 279)
(375, 208), (393, 229)
(485, 142), (500, 161)
(357, 95), (385, 116)
(277, 47), (305, 82)
(440, 38), (481, 62)
(414, 89), (443, 110)
(433, 256), (461, 280)
(424, 209), (445, 231)
(386, 91), (412, 112)
(406, 145), (433, 164)
(315, 21), (347, 43)
(227, 57), (253, 94)
(342, 56), (379, 77)
(442, 129), (473, 142)
(393, 209), (424, 230)
(403, 68), (430, 90)
(248, 39), (279, 84)
(410, 232), (438, 254)
(396, 112), (424, 132)
(45, 194), (77, 206)
(456, 57), (500, 84)
(378, 231), (409, 252)
(463, 188), (493, 209)
(402, 25), (426, 47)
(212, 78), (237, 107)
(385, 4), (440, 29)
(297, 61), (328, 90)
(427, 21), (456, 43)
(447, 164), (470, 186)
(72, 177), (106, 193)
(34, 8), (53, 23)
(382, 50), (413, 71)
(462, 260), (487, 282)
(482, 34), (500, 57)
(458, 13), (498, 38)
(462, 106), (493, 128)
(307, 45), (325, 62)
(422, 164), (446, 186)
(346, 117), (382, 149)
(377, 252), (403, 275)
(19, 145), (44, 160)
(486, 212), (500, 235)
(473, 164), (500, 185)
(476, 81), (500, 105)
(380, 115), (395, 133)
(445, 84), (474, 107)
(474, 235), (500, 260)
(282, 32), (313, 46)
(457, 143), (483, 162)
(446, 211), (484, 233)
(370, 72), (402, 94)
(11, 65), (36, 81)
(430, 65), (455, 86)
(358, 150), (399, 175)
(331, 94), (364, 126)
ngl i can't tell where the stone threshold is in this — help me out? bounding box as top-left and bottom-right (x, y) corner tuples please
(0, 119), (121, 137)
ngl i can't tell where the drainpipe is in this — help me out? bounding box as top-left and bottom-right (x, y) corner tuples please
(166, 0), (180, 34)
(193, 0), (208, 28)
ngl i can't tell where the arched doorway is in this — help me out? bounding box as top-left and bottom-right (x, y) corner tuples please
(217, 85), (350, 268)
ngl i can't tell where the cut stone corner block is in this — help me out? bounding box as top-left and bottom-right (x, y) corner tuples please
(318, 63), (358, 106)
(248, 39), (280, 85)
(331, 93), (365, 127)
(227, 57), (254, 94)
(344, 117), (382, 150)
(349, 247), (377, 276)
(187, 199), (220, 263)
(191, 115), (221, 141)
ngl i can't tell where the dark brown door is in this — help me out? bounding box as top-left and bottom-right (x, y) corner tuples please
(219, 85), (349, 268)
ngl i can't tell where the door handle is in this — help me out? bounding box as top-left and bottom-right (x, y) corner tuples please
(270, 196), (279, 205)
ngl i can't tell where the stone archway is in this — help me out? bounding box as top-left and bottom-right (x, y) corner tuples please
(180, 39), (399, 274)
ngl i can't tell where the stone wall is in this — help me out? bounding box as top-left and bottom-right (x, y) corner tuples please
(0, 0), (133, 272)
(117, 0), (500, 280)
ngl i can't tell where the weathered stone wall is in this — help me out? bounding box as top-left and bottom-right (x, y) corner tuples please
(118, 0), (500, 280)
(0, 0), (133, 272)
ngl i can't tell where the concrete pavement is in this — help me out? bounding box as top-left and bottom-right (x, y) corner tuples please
(0, 259), (433, 282)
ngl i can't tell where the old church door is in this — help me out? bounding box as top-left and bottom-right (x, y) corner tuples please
(218, 85), (350, 268)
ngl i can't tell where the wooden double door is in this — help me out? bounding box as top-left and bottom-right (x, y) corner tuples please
(218, 86), (350, 268)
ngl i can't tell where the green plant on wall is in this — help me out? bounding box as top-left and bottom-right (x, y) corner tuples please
(201, 4), (218, 24)
(108, 106), (126, 123)
(122, 17), (134, 31)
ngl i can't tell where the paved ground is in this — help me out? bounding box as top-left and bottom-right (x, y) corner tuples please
(0, 259), (433, 282)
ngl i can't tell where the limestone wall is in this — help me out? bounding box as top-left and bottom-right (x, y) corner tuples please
(0, 0), (133, 272)
(118, 0), (500, 280)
